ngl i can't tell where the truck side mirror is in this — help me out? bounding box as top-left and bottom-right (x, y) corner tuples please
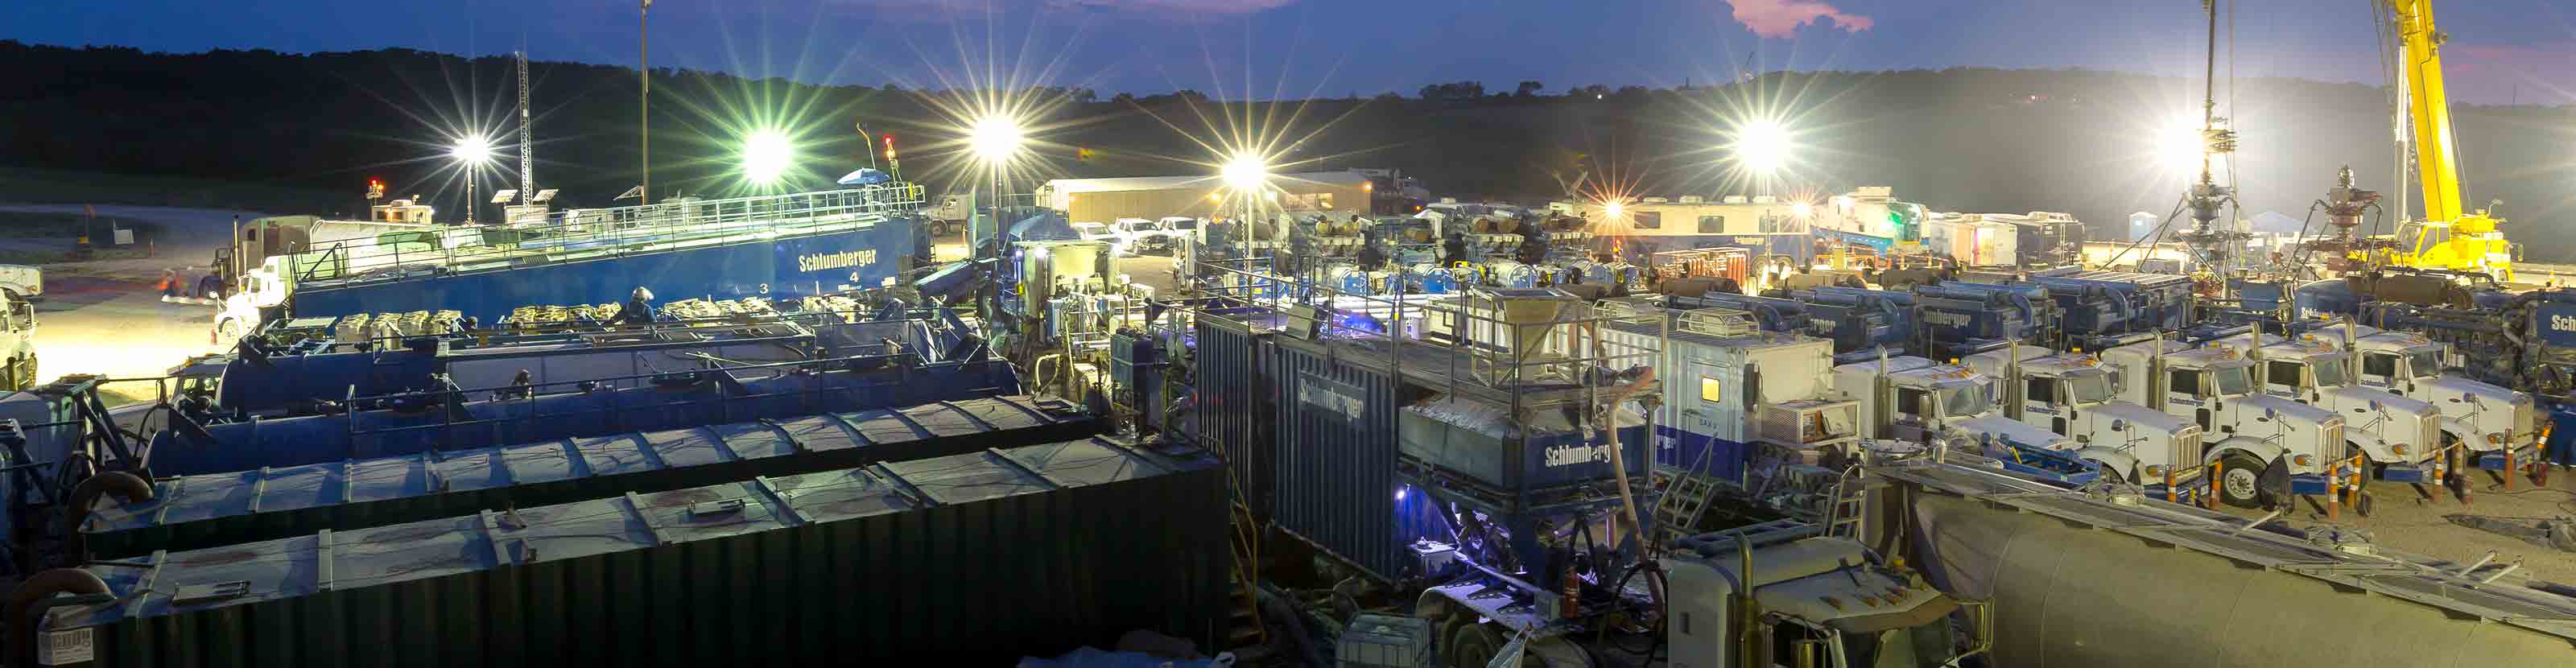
(2110, 419), (2125, 432)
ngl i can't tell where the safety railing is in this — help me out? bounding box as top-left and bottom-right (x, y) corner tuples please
(289, 183), (927, 283)
(336, 344), (947, 452)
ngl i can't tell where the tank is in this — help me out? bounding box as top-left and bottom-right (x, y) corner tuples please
(147, 358), (1022, 476)
(39, 438), (1229, 667)
(1886, 463), (2576, 667)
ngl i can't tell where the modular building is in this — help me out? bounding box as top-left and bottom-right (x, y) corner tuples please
(1034, 171), (1372, 223)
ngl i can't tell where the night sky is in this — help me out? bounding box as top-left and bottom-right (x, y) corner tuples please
(5, 0), (2570, 104)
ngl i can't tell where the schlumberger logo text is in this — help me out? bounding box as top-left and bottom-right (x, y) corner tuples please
(2553, 313), (2576, 332)
(799, 249), (878, 272)
(1544, 443), (1612, 468)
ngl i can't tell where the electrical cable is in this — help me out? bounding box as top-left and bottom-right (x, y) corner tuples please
(2104, 196), (2189, 268)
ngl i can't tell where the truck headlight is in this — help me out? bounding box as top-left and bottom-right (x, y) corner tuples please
(2487, 433), (2505, 446)
(2390, 444), (2409, 456)
(2293, 454), (2314, 467)
(2144, 464), (2169, 478)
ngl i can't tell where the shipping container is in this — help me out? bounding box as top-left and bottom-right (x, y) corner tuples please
(1192, 315), (1276, 515)
(39, 437), (1229, 667)
(80, 396), (1097, 558)
(1269, 337), (1428, 581)
(147, 357), (1021, 476)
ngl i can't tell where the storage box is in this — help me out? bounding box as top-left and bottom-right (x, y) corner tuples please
(1338, 614), (1433, 668)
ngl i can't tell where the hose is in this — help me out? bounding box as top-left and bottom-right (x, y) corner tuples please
(60, 472), (154, 563)
(8, 568), (109, 668)
(1590, 358), (1663, 621)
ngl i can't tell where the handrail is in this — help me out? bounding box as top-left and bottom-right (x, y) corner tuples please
(283, 183), (927, 283)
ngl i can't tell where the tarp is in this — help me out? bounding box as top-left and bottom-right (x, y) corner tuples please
(1008, 209), (1081, 243)
(836, 168), (892, 185)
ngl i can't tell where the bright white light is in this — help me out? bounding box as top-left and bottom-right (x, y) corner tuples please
(1604, 201), (1625, 218)
(1394, 488), (1407, 501)
(741, 130), (795, 185)
(1791, 201), (1814, 218)
(1733, 119), (1790, 174)
(2157, 122), (2208, 174)
(1222, 154), (1269, 191)
(450, 135), (493, 165)
(969, 115), (1025, 163)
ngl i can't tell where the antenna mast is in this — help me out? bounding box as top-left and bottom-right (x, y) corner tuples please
(517, 51), (534, 204)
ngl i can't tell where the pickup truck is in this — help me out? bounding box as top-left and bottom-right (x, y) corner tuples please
(0, 264), (42, 303)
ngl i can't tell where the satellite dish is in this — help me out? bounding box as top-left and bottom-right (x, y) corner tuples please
(489, 188), (519, 204)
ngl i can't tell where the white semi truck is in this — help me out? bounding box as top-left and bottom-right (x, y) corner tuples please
(2338, 324), (2543, 472)
(1959, 345), (2207, 489)
(2199, 331), (2447, 484)
(2098, 340), (2347, 508)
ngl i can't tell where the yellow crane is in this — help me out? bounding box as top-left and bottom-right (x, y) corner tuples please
(2384, 0), (2518, 279)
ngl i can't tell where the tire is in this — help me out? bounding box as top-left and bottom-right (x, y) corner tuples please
(1446, 620), (1504, 668)
(2216, 452), (2268, 509)
(2096, 461), (2131, 486)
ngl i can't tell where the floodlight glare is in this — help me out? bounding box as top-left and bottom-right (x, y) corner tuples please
(1732, 119), (1790, 174)
(742, 130), (794, 185)
(1222, 155), (1269, 190)
(450, 135), (494, 165)
(1604, 201), (1624, 219)
(2157, 122), (2209, 174)
(1791, 201), (1814, 218)
(969, 115), (1025, 163)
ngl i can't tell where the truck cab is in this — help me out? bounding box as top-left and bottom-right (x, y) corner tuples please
(0, 264), (43, 303)
(213, 256), (295, 343)
(1666, 531), (1979, 668)
(1109, 217), (1173, 256)
(0, 291), (35, 390)
(1831, 355), (2085, 468)
(2201, 332), (2446, 482)
(2340, 324), (2539, 466)
(1960, 346), (2206, 487)
(2099, 340), (2347, 508)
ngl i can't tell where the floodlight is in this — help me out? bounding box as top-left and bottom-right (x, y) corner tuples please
(742, 129), (794, 185)
(1604, 200), (1624, 219)
(2157, 122), (2210, 174)
(450, 135), (494, 165)
(1222, 154), (1269, 191)
(530, 188), (559, 204)
(1732, 119), (1790, 174)
(969, 115), (1025, 163)
(489, 188), (519, 204)
(1791, 201), (1814, 218)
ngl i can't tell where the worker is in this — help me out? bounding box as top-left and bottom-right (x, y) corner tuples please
(613, 287), (658, 327)
(497, 369), (535, 401)
(156, 270), (181, 303)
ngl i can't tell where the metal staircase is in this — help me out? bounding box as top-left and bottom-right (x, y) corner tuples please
(1822, 464), (1872, 541)
(1650, 444), (1723, 550)
(1223, 467), (1266, 649)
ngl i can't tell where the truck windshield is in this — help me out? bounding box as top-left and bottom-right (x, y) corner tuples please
(1939, 383), (1995, 418)
(2066, 372), (2115, 405)
(2310, 358), (2349, 387)
(2212, 365), (2252, 396)
(2407, 348), (2442, 378)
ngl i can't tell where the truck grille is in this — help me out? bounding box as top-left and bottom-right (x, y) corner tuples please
(2170, 429), (2204, 483)
(2419, 414), (2442, 464)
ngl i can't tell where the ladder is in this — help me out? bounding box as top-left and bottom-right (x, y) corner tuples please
(1821, 465), (1871, 541)
(1650, 444), (1723, 550)
(1223, 468), (1266, 649)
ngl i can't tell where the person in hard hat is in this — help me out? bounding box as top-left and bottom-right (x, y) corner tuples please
(156, 269), (181, 303)
(613, 287), (658, 327)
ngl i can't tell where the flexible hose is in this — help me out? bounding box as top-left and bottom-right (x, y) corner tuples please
(61, 471), (154, 562)
(8, 568), (109, 668)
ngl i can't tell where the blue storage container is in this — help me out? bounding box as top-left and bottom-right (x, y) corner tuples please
(80, 396), (1097, 558)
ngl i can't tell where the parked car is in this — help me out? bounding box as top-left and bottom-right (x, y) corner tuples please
(1071, 221), (1122, 254)
(1111, 218), (1176, 256)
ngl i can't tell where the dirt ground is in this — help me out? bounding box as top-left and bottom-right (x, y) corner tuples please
(0, 204), (247, 392)
(2214, 464), (2576, 586)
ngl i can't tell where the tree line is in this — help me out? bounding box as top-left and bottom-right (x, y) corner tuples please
(2, 40), (2570, 260)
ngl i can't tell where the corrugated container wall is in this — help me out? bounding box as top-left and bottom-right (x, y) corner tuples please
(43, 439), (1230, 666)
(1194, 318), (1277, 516)
(1269, 340), (1444, 582)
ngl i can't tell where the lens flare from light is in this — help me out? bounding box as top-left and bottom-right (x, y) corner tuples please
(2158, 122), (2209, 174)
(450, 135), (494, 165)
(741, 129), (795, 185)
(1733, 119), (1790, 174)
(1791, 201), (1814, 218)
(1222, 154), (1269, 191)
(969, 115), (1026, 163)
(1605, 200), (1625, 219)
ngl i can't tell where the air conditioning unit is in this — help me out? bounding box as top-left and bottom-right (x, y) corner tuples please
(1678, 196), (1706, 204)
(1642, 196), (1670, 204)
(1723, 196), (1749, 204)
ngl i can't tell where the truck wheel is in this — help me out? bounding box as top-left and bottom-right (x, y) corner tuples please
(217, 319), (242, 344)
(2218, 452), (2268, 509)
(1446, 621), (1504, 668)
(2097, 461), (2132, 485)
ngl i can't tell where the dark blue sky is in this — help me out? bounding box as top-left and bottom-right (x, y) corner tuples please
(7, 0), (2571, 104)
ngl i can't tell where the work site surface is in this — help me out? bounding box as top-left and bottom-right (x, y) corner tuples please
(2213, 464), (2576, 584)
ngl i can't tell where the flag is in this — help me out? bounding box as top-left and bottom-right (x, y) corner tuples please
(615, 185), (645, 200)
(84, 204), (96, 218)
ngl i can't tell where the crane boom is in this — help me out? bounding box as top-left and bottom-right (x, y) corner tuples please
(518, 52), (534, 204)
(2392, 0), (2461, 222)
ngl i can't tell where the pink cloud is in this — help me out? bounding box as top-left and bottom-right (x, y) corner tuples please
(830, 0), (1297, 14)
(1728, 0), (1875, 39)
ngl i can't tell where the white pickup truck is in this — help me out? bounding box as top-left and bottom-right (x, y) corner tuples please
(0, 265), (42, 303)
